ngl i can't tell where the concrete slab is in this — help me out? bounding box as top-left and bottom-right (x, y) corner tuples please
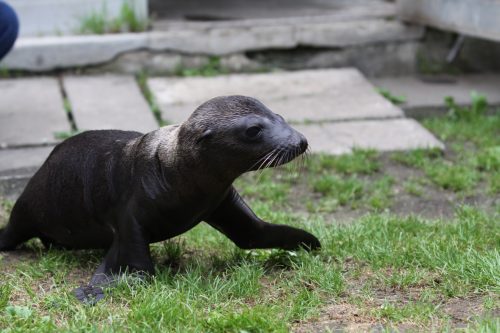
(3, 20), (422, 71)
(3, 34), (149, 71)
(296, 119), (444, 155)
(0, 78), (69, 147)
(372, 74), (500, 116)
(0, 147), (52, 173)
(398, 0), (500, 43)
(148, 68), (404, 124)
(64, 75), (158, 132)
(149, 19), (422, 54)
(0, 146), (53, 199)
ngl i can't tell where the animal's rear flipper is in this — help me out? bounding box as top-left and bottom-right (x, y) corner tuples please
(0, 225), (34, 251)
(0, 199), (37, 251)
(0, 227), (24, 251)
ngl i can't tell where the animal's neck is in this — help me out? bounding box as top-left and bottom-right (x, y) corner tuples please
(155, 135), (236, 196)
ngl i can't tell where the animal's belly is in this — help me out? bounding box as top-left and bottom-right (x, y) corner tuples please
(40, 221), (114, 249)
(146, 215), (202, 244)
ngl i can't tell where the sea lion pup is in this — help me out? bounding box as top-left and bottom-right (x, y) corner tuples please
(0, 95), (320, 303)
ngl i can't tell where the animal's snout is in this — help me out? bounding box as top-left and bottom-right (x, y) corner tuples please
(299, 135), (308, 152)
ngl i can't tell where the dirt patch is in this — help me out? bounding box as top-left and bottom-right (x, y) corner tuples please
(292, 293), (495, 333)
(0, 249), (38, 272)
(443, 295), (499, 325)
(293, 262), (498, 333)
(293, 303), (382, 333)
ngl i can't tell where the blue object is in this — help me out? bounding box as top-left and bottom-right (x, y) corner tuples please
(0, 1), (19, 60)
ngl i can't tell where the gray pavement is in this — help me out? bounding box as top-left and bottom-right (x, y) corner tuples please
(0, 77), (69, 148)
(372, 75), (500, 116)
(0, 147), (53, 172)
(8, 69), (500, 198)
(296, 119), (444, 155)
(64, 75), (158, 132)
(0, 147), (54, 199)
(148, 68), (442, 155)
(148, 68), (403, 124)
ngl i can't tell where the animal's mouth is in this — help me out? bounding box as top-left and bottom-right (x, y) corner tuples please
(251, 144), (307, 171)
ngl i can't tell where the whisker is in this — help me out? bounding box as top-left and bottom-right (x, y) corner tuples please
(249, 143), (311, 183)
(245, 152), (271, 174)
(277, 149), (287, 170)
(256, 149), (279, 182)
(254, 150), (274, 172)
(300, 147), (310, 174)
(260, 149), (277, 170)
(255, 150), (275, 178)
(266, 148), (282, 169)
(288, 148), (297, 175)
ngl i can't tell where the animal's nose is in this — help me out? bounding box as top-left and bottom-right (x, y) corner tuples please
(299, 136), (308, 152)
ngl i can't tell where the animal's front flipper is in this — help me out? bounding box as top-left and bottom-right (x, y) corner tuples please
(206, 188), (321, 251)
(73, 261), (111, 305)
(73, 214), (154, 305)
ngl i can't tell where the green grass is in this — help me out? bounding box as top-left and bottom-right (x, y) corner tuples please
(403, 177), (425, 197)
(307, 149), (380, 175)
(312, 175), (363, 205)
(324, 207), (499, 295)
(79, 9), (107, 35)
(53, 130), (81, 140)
(79, 1), (148, 35)
(391, 95), (500, 195)
(136, 72), (167, 126)
(0, 207), (498, 332)
(175, 57), (228, 77)
(53, 95), (78, 139)
(371, 300), (440, 323)
(377, 88), (407, 105)
(0, 66), (11, 78)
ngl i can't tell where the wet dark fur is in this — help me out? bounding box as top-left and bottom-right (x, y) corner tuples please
(0, 95), (320, 303)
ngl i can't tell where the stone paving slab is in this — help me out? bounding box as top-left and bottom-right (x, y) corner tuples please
(0, 146), (54, 199)
(3, 34), (149, 71)
(0, 77), (69, 147)
(3, 13), (422, 71)
(148, 68), (403, 124)
(295, 119), (444, 155)
(372, 74), (500, 115)
(64, 75), (158, 133)
(0, 147), (52, 173)
(398, 0), (500, 43)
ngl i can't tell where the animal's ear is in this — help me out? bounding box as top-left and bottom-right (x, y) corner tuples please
(196, 129), (213, 144)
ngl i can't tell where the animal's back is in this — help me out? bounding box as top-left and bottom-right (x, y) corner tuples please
(0, 130), (143, 250)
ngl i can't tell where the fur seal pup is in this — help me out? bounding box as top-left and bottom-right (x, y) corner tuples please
(0, 95), (320, 303)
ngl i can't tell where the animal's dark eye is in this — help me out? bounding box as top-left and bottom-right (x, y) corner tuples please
(245, 126), (262, 138)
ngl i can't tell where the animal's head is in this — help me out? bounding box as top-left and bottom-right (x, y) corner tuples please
(179, 95), (308, 176)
